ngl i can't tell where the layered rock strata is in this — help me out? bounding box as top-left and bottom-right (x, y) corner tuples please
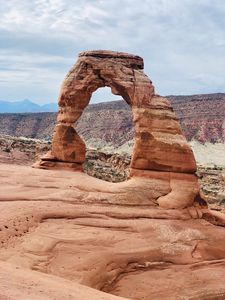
(35, 50), (198, 209)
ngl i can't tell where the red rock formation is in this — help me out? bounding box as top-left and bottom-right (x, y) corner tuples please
(35, 50), (199, 209)
(36, 50), (196, 173)
(1, 52), (225, 300)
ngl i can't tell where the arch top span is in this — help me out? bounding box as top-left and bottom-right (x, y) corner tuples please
(78, 50), (144, 69)
(35, 49), (197, 177)
(57, 49), (152, 111)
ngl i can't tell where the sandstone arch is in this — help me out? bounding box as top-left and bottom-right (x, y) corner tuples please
(37, 50), (196, 174)
(35, 50), (200, 209)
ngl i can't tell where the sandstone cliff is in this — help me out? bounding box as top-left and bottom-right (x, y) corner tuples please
(0, 112), (56, 140)
(168, 93), (225, 143)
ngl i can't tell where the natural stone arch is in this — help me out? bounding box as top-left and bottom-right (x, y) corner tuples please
(37, 50), (196, 175)
(34, 50), (202, 209)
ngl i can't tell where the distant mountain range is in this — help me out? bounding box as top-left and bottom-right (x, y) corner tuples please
(0, 99), (58, 113)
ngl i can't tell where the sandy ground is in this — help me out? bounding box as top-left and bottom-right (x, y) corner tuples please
(1, 163), (225, 299)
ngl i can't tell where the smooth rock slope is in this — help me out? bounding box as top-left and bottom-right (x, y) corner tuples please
(1, 163), (225, 299)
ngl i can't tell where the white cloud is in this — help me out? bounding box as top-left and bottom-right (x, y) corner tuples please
(2, 9), (24, 25)
(0, 49), (73, 102)
(0, 0), (225, 102)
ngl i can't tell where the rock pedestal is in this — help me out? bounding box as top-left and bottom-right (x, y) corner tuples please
(35, 50), (199, 209)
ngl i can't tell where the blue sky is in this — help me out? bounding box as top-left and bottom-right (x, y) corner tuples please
(0, 0), (225, 104)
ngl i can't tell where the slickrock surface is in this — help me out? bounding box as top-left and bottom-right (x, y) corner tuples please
(1, 163), (225, 299)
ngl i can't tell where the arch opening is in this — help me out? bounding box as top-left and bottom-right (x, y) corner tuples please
(88, 86), (121, 104)
(75, 86), (134, 182)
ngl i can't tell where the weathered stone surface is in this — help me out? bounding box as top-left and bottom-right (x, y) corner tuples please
(51, 124), (85, 164)
(1, 163), (225, 300)
(36, 50), (196, 174)
(1, 51), (224, 299)
(34, 50), (199, 209)
(131, 95), (196, 173)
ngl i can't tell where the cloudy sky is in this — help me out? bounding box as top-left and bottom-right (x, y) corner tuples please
(0, 0), (225, 104)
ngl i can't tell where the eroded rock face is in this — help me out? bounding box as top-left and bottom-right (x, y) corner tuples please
(37, 50), (196, 173)
(52, 124), (86, 163)
(35, 50), (199, 209)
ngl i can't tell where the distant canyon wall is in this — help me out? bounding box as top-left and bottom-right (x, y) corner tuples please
(0, 93), (224, 147)
(168, 93), (225, 143)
